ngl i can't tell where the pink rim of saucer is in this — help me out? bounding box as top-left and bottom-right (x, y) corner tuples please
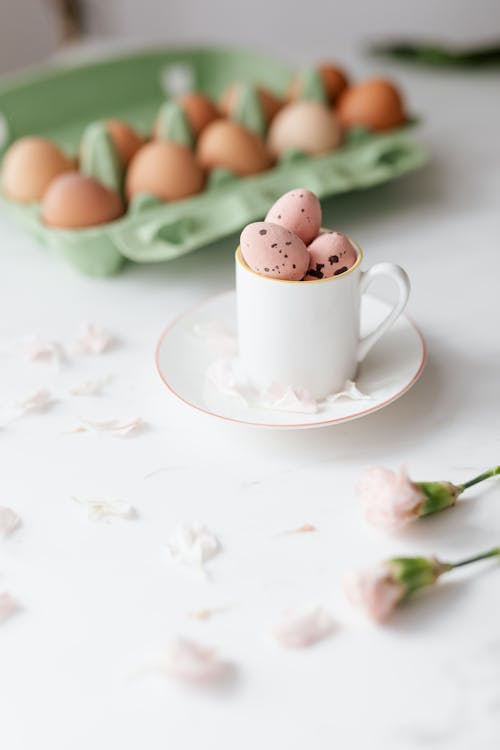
(155, 290), (427, 429)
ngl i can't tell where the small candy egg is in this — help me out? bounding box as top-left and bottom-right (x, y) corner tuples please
(265, 188), (321, 245)
(240, 221), (310, 281)
(1, 136), (73, 203)
(105, 120), (144, 165)
(267, 101), (341, 158)
(126, 140), (205, 201)
(337, 79), (406, 132)
(304, 231), (357, 280)
(219, 83), (282, 125)
(197, 120), (273, 176)
(177, 93), (219, 137)
(41, 172), (124, 228)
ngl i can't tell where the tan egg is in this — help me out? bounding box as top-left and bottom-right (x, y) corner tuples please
(42, 172), (124, 228)
(176, 93), (219, 137)
(1, 136), (73, 203)
(197, 120), (273, 176)
(287, 64), (348, 104)
(105, 120), (144, 165)
(337, 79), (406, 132)
(126, 140), (205, 201)
(219, 83), (282, 125)
(267, 101), (341, 158)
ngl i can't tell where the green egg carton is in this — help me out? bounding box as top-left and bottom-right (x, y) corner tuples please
(0, 46), (427, 277)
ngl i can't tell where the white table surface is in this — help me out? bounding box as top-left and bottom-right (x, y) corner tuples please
(1, 46), (500, 750)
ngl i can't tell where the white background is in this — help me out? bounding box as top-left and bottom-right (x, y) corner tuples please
(1, 10), (500, 750)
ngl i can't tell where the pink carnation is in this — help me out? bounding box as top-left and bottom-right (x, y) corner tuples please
(344, 563), (405, 622)
(358, 466), (425, 530)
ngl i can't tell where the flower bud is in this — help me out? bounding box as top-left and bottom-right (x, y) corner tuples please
(417, 481), (461, 517)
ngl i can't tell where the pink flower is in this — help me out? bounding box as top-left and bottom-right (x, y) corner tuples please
(343, 563), (405, 622)
(358, 466), (425, 530)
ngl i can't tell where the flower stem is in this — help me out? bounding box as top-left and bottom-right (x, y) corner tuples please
(459, 466), (500, 491)
(448, 547), (500, 569)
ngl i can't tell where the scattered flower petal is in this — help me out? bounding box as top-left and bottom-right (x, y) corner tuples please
(75, 417), (144, 437)
(358, 466), (425, 530)
(0, 592), (19, 623)
(188, 604), (232, 621)
(163, 638), (233, 684)
(0, 507), (21, 537)
(260, 383), (318, 414)
(273, 607), (335, 648)
(72, 496), (137, 522)
(167, 524), (221, 567)
(69, 376), (112, 397)
(74, 323), (115, 354)
(281, 523), (317, 535)
(16, 388), (54, 415)
(326, 380), (372, 402)
(343, 563), (405, 622)
(28, 339), (65, 366)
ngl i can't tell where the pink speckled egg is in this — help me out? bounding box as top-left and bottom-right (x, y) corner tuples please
(304, 231), (357, 280)
(265, 188), (321, 246)
(240, 222), (310, 281)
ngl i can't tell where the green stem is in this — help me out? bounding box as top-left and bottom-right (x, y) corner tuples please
(448, 547), (500, 569)
(459, 466), (500, 491)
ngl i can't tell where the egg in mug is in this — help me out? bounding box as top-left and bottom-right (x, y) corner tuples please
(240, 187), (356, 282)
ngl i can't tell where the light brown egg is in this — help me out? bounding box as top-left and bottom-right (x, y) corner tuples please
(176, 93), (219, 137)
(126, 140), (205, 201)
(1, 136), (73, 203)
(196, 119), (273, 176)
(267, 101), (341, 158)
(288, 64), (348, 104)
(337, 79), (406, 132)
(219, 83), (282, 125)
(42, 172), (124, 228)
(105, 120), (144, 165)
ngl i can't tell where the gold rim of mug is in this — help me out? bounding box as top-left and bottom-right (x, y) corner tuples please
(236, 234), (363, 284)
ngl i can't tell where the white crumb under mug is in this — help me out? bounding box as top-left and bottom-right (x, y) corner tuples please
(235, 241), (411, 400)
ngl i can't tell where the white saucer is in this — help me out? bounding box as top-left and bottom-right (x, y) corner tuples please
(156, 291), (426, 429)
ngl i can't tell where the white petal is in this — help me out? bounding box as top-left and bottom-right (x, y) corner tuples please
(69, 376), (111, 397)
(76, 417), (144, 436)
(16, 388), (54, 414)
(260, 383), (318, 414)
(167, 524), (220, 566)
(273, 607), (335, 648)
(74, 323), (115, 355)
(72, 496), (137, 522)
(0, 592), (19, 623)
(326, 380), (372, 402)
(28, 340), (65, 365)
(0, 506), (21, 537)
(163, 638), (232, 683)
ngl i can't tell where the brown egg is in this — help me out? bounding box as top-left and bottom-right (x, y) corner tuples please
(126, 140), (205, 201)
(288, 64), (348, 104)
(104, 120), (144, 165)
(42, 172), (124, 228)
(318, 64), (349, 103)
(267, 101), (341, 158)
(337, 79), (406, 132)
(219, 84), (282, 125)
(196, 119), (273, 176)
(176, 93), (219, 137)
(1, 136), (73, 203)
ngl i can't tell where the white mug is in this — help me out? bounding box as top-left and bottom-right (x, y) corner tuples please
(235, 241), (410, 400)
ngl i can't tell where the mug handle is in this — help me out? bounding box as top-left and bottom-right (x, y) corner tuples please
(357, 262), (411, 362)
